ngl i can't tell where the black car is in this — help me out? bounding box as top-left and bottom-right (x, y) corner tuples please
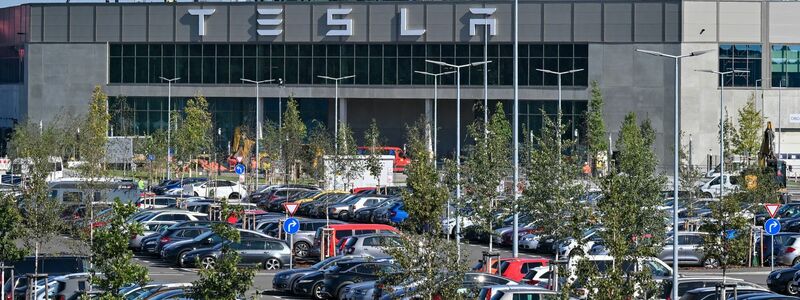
(143, 226), (213, 255)
(309, 194), (354, 219)
(321, 261), (401, 299)
(353, 198), (397, 223)
(681, 286), (771, 300)
(292, 257), (385, 300)
(272, 255), (365, 294)
(297, 193), (344, 217)
(181, 238), (291, 270)
(769, 264), (800, 295)
(160, 229), (270, 266)
(139, 221), (223, 253)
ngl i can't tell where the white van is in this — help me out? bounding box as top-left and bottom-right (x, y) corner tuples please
(49, 179), (140, 204)
(698, 174), (740, 198)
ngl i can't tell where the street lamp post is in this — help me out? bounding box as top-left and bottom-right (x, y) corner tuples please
(159, 76), (181, 180)
(425, 59), (491, 259)
(512, 0), (520, 259)
(317, 75), (356, 190)
(755, 79), (763, 114)
(241, 78), (276, 191)
(414, 70), (456, 157)
(535, 68), (584, 158)
(636, 48), (710, 300)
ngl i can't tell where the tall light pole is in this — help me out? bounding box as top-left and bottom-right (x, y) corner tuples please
(414, 70), (456, 157)
(317, 74), (356, 190)
(778, 79), (784, 156)
(535, 68), (584, 157)
(425, 59), (491, 259)
(512, 0), (520, 259)
(755, 79), (763, 115)
(241, 78), (275, 191)
(636, 48), (710, 300)
(159, 76), (181, 180)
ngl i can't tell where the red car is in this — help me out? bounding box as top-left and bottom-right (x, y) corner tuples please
(357, 146), (411, 172)
(486, 257), (549, 282)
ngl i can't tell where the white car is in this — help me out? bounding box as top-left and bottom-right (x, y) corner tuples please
(557, 228), (605, 257)
(183, 180), (248, 199)
(698, 174), (740, 198)
(441, 215), (475, 237)
(520, 233), (542, 251)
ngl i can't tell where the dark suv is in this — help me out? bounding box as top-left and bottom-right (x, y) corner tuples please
(321, 261), (401, 299)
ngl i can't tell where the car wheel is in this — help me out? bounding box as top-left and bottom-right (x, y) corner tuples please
(339, 211), (349, 220)
(702, 257), (719, 268)
(310, 282), (325, 300)
(194, 192), (199, 196)
(701, 192), (713, 198)
(200, 256), (216, 269)
(230, 193), (240, 199)
(337, 284), (352, 300)
(295, 241), (311, 258)
(264, 258), (282, 270)
(794, 257), (800, 267)
(178, 250), (191, 267)
(788, 281), (800, 295)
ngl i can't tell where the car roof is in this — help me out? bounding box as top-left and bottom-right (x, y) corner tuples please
(326, 224), (399, 231)
(499, 257), (548, 263)
(480, 285), (550, 292)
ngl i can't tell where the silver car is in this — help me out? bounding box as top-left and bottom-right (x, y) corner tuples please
(780, 236), (800, 266)
(341, 233), (401, 257)
(289, 219), (343, 258)
(658, 232), (713, 267)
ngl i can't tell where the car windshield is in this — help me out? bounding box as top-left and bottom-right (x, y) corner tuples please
(497, 261), (510, 275)
(192, 231), (215, 241)
(312, 256), (342, 269)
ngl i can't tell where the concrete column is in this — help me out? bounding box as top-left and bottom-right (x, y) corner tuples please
(339, 98), (348, 125)
(425, 98), (433, 124)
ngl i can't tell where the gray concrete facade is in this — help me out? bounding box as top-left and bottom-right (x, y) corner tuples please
(6, 0), (683, 170)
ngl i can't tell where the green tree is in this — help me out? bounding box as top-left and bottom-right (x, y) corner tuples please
(589, 113), (666, 299)
(585, 80), (608, 171)
(9, 122), (66, 275)
(718, 109), (736, 171)
(78, 86), (112, 252)
(0, 193), (27, 270)
(733, 94), (763, 164)
(91, 200), (149, 300)
(174, 94), (213, 178)
(462, 103), (512, 253)
(363, 119), (383, 189)
(521, 113), (589, 293)
(402, 117), (449, 232)
(679, 132), (704, 217)
(110, 95), (135, 136)
(304, 120), (332, 184)
(142, 129), (168, 185)
(333, 122), (363, 191)
(281, 97), (307, 183)
(191, 201), (256, 300)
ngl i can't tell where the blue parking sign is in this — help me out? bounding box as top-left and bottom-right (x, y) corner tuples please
(283, 218), (300, 235)
(234, 163), (245, 175)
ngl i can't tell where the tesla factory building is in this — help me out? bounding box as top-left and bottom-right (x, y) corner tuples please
(0, 0), (797, 171)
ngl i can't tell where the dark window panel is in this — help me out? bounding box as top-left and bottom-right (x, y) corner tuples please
(441, 44), (454, 58)
(203, 44), (215, 57)
(327, 44), (340, 57)
(499, 58), (512, 85)
(298, 56), (311, 84)
(397, 57), (411, 85)
(285, 44), (298, 57)
(471, 44), (483, 58)
(543, 58), (558, 85)
(149, 44), (162, 57)
(203, 57), (215, 84)
(559, 44), (573, 57)
(110, 57), (122, 83)
(313, 44), (325, 57)
(748, 59), (762, 86)
(285, 57), (298, 84)
(271, 44), (284, 57)
(110, 44), (122, 56)
(518, 44), (528, 58)
(733, 44), (748, 58)
(149, 57), (162, 84)
(271, 57), (284, 82)
(412, 57), (425, 85)
(487, 44), (498, 58)
(229, 57), (243, 84)
(487, 59), (498, 85)
(135, 57), (148, 83)
(136, 44), (148, 57)
(300, 44), (313, 57)
(499, 44), (513, 57)
(471, 63), (484, 86)
(412, 45), (425, 58)
(574, 44), (588, 58)
(176, 44), (188, 56)
(162, 44), (175, 57)
(244, 45), (257, 57)
(544, 44), (558, 57)
(559, 58), (574, 84)
(355, 57), (368, 84)
(341, 57), (355, 84)
(426, 44), (440, 59)
(162, 57), (175, 79)
(519, 57), (529, 86)
(356, 44), (369, 57)
(189, 57), (202, 83)
(217, 44), (229, 57)
(258, 45), (270, 57)
(384, 57), (397, 85)
(456, 44), (469, 57)
(217, 57), (230, 84)
(369, 57), (382, 84)
(748, 44), (762, 59)
(312, 57), (326, 83)
(327, 57), (340, 78)
(719, 44), (733, 59)
(243, 58), (257, 81)
(384, 45), (397, 57)
(123, 44), (135, 57)
(530, 44), (543, 57)
(342, 44), (355, 57)
(230, 44), (242, 57)
(189, 44), (202, 57)
(574, 58), (588, 86)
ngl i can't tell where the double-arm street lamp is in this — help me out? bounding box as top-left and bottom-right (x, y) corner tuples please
(159, 76), (181, 180)
(535, 68), (584, 158)
(317, 75), (356, 190)
(413, 70), (456, 157)
(636, 48), (711, 300)
(241, 78), (276, 190)
(424, 59), (491, 259)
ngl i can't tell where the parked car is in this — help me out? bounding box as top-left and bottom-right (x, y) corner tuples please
(48, 272), (91, 300)
(153, 178), (206, 195)
(314, 224), (399, 258)
(266, 190), (321, 212)
(160, 228), (272, 266)
(658, 232), (714, 267)
(758, 233), (800, 264)
(679, 286), (770, 300)
(144, 226), (213, 255)
(354, 198), (398, 223)
(2, 256), (90, 299)
(340, 233), (401, 257)
(285, 219), (343, 258)
(183, 180), (247, 199)
(478, 257), (549, 282)
(129, 220), (176, 249)
(181, 237), (291, 270)
(780, 236), (800, 266)
(328, 195), (387, 220)
(137, 209), (209, 223)
(662, 276), (757, 300)
(255, 187), (318, 211)
(477, 285), (556, 300)
(769, 263), (800, 295)
(134, 196), (178, 209)
(292, 257), (389, 300)
(320, 260), (401, 299)
(698, 174), (740, 198)
(272, 255), (366, 295)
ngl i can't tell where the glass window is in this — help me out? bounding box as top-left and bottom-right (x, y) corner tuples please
(720, 44), (761, 87)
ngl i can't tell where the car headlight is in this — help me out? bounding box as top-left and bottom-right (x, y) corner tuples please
(355, 290), (366, 295)
(776, 273), (781, 279)
(298, 279), (313, 284)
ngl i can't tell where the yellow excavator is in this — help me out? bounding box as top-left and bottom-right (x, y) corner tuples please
(750, 121), (787, 189)
(227, 126), (270, 171)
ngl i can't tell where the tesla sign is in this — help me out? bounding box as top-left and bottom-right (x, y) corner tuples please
(187, 7), (497, 37)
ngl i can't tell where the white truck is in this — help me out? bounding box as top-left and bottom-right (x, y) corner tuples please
(323, 155), (395, 191)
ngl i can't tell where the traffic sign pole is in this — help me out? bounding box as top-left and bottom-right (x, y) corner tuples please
(764, 218), (781, 271)
(290, 234), (294, 270)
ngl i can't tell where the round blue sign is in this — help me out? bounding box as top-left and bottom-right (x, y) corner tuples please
(765, 218), (781, 236)
(147, 154), (156, 161)
(283, 217), (300, 235)
(234, 163), (245, 175)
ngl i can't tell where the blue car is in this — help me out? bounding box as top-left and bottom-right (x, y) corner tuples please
(154, 177), (207, 195)
(389, 202), (408, 224)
